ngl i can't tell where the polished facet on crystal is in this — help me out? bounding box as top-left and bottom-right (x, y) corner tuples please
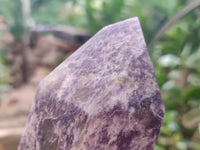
(19, 17), (165, 150)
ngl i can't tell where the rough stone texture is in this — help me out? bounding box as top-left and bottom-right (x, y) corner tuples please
(18, 17), (165, 150)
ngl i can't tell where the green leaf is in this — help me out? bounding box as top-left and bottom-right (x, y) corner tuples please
(181, 86), (200, 102)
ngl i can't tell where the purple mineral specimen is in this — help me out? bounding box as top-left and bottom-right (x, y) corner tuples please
(19, 17), (165, 150)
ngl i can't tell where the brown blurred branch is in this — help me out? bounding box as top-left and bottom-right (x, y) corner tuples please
(149, 0), (200, 50)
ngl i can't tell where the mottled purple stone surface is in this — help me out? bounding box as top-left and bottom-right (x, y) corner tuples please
(19, 17), (165, 150)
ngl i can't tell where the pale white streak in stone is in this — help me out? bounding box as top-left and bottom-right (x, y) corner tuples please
(151, 102), (165, 120)
(56, 75), (75, 101)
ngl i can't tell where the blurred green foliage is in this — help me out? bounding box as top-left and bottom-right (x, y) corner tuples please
(0, 49), (9, 101)
(0, 0), (200, 149)
(0, 49), (8, 84)
(0, 0), (24, 38)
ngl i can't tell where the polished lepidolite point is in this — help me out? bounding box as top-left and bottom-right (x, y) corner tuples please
(19, 17), (165, 150)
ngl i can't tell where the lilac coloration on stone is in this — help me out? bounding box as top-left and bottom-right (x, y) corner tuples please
(19, 17), (165, 150)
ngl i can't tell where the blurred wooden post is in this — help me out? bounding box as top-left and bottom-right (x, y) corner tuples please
(8, 0), (32, 87)
(21, 0), (32, 84)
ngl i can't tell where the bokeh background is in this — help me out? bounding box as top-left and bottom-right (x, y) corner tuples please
(0, 0), (200, 150)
